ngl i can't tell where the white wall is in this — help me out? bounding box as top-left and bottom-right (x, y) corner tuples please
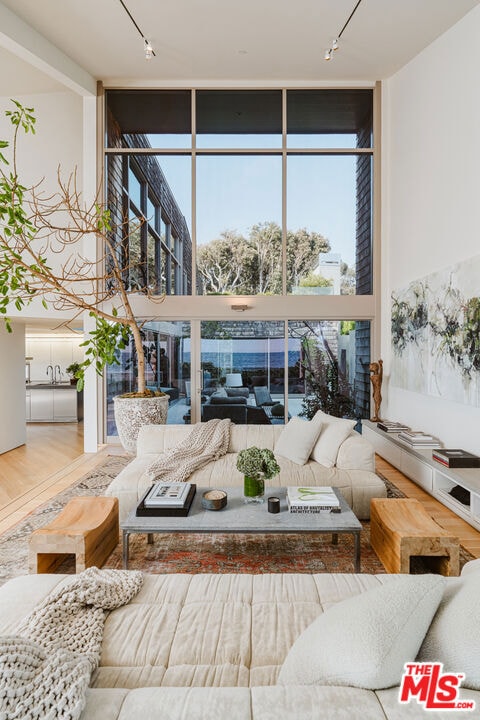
(382, 6), (480, 453)
(0, 91), (84, 320)
(0, 323), (26, 453)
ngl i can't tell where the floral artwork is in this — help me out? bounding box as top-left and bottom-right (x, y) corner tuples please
(391, 255), (480, 406)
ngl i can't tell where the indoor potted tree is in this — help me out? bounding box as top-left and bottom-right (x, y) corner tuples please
(0, 100), (168, 452)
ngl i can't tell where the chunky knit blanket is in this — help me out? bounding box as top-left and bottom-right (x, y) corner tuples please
(0, 567), (143, 720)
(147, 418), (232, 483)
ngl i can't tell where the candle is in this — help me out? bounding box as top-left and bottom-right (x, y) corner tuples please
(268, 496), (280, 514)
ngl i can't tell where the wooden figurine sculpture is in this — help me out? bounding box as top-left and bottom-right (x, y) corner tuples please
(369, 359), (383, 422)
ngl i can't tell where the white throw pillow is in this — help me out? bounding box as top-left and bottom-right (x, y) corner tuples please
(310, 410), (356, 468)
(274, 416), (323, 466)
(277, 575), (445, 690)
(417, 570), (480, 689)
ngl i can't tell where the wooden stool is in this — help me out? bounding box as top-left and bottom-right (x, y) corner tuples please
(29, 496), (119, 574)
(370, 498), (460, 576)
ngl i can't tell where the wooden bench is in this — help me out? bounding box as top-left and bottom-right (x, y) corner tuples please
(370, 498), (460, 576)
(29, 496), (119, 574)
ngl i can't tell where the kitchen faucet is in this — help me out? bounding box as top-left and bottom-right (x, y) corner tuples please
(46, 365), (54, 383)
(54, 365), (61, 384)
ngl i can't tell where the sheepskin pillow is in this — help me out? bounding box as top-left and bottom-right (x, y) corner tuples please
(417, 569), (480, 689)
(274, 416), (323, 466)
(310, 410), (356, 468)
(277, 574), (445, 690)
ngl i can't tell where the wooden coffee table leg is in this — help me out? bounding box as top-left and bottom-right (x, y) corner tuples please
(332, 533), (338, 545)
(147, 533), (154, 544)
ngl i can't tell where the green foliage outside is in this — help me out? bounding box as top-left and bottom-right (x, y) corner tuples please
(298, 273), (332, 287)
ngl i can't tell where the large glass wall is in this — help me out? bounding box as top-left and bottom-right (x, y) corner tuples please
(104, 88), (375, 435)
(106, 321), (191, 434)
(288, 321), (371, 421)
(106, 88), (373, 298)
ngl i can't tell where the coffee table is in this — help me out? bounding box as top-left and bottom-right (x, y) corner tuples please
(121, 486), (362, 571)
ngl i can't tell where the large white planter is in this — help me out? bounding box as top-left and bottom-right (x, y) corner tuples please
(113, 394), (169, 454)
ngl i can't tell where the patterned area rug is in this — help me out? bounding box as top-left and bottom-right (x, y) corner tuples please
(0, 458), (474, 584)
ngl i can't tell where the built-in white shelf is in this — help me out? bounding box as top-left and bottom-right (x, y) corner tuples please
(362, 420), (480, 532)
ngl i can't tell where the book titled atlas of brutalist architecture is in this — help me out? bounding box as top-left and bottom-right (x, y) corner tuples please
(432, 449), (480, 468)
(287, 486), (340, 513)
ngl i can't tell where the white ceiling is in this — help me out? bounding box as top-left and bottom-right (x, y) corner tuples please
(0, 0), (479, 90)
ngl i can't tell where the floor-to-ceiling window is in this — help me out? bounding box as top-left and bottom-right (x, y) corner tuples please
(104, 88), (375, 437)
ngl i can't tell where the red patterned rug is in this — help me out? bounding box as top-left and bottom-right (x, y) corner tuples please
(102, 526), (385, 574)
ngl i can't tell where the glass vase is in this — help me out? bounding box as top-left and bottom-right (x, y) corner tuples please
(243, 473), (265, 504)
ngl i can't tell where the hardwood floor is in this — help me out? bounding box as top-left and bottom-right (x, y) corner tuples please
(376, 455), (480, 559)
(0, 430), (479, 562)
(0, 423), (122, 535)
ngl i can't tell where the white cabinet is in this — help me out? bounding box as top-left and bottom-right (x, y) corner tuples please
(26, 336), (84, 383)
(28, 387), (78, 422)
(26, 389), (31, 422)
(53, 388), (78, 420)
(30, 389), (54, 421)
(363, 420), (480, 532)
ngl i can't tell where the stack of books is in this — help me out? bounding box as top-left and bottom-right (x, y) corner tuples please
(432, 449), (480, 469)
(397, 430), (441, 448)
(136, 482), (196, 517)
(287, 486), (340, 513)
(377, 420), (410, 433)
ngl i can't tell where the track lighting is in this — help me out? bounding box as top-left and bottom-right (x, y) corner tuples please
(323, 0), (363, 62)
(144, 39), (154, 60)
(119, 0), (156, 60)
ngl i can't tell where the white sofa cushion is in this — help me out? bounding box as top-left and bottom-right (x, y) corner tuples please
(417, 568), (480, 690)
(310, 411), (356, 468)
(277, 574), (445, 690)
(274, 416), (323, 465)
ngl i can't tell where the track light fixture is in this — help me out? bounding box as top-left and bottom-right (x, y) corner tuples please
(119, 0), (156, 60)
(324, 0), (363, 62)
(144, 39), (154, 60)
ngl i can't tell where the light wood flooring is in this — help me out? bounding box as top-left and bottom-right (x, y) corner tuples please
(376, 455), (480, 559)
(0, 430), (479, 560)
(0, 423), (122, 535)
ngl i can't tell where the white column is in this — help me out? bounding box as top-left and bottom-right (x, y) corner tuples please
(0, 323), (26, 453)
(82, 94), (100, 453)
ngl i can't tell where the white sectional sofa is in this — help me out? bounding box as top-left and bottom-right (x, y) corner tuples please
(106, 423), (386, 522)
(1, 561), (479, 719)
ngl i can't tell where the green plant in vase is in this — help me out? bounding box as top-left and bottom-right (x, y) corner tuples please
(236, 447), (280, 504)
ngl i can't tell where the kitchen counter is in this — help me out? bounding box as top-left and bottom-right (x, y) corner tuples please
(27, 383), (76, 389)
(26, 383), (81, 422)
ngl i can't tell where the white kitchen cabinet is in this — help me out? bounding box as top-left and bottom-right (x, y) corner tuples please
(28, 386), (78, 422)
(30, 388), (54, 421)
(53, 388), (78, 420)
(26, 336), (84, 383)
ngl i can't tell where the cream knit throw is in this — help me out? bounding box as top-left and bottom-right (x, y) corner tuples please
(0, 567), (143, 720)
(147, 418), (232, 483)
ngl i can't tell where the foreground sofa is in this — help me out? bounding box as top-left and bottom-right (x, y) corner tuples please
(1, 561), (479, 719)
(106, 422), (386, 522)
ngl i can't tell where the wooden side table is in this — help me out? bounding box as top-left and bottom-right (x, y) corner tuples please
(370, 498), (460, 576)
(29, 496), (119, 573)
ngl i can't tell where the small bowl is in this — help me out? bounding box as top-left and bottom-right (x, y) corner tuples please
(201, 489), (228, 510)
